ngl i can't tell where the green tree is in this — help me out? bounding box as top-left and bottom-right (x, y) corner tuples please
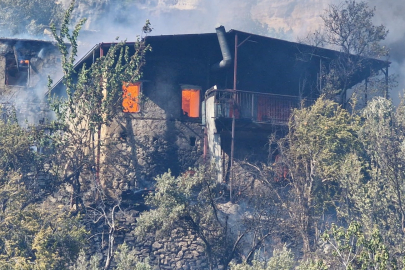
(229, 245), (328, 270)
(355, 97), (405, 254)
(48, 1), (151, 268)
(71, 243), (151, 270)
(31, 213), (87, 270)
(266, 245), (295, 270)
(0, 109), (34, 180)
(332, 97), (405, 259)
(319, 221), (398, 269)
(273, 97), (359, 254)
(114, 243), (151, 270)
(321, 0), (388, 58)
(48, 0), (151, 208)
(0, 108), (87, 269)
(302, 0), (390, 102)
(0, 0), (63, 37)
(71, 249), (100, 270)
(0, 109), (39, 266)
(135, 166), (279, 270)
(134, 167), (226, 269)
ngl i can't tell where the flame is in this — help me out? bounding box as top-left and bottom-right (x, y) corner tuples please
(122, 82), (140, 113)
(182, 89), (200, 117)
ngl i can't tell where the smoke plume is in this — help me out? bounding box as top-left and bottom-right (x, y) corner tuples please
(67, 0), (403, 103)
(0, 0), (403, 105)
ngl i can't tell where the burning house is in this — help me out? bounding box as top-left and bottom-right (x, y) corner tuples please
(49, 26), (389, 187)
(0, 38), (62, 124)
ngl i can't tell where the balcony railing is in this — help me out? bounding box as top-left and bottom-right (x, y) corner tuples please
(205, 89), (313, 125)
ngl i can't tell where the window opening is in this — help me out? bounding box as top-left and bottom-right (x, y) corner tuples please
(122, 82), (141, 112)
(181, 85), (200, 118)
(189, 137), (196, 146)
(5, 57), (29, 86)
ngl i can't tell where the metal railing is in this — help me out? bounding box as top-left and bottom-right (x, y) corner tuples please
(206, 89), (313, 125)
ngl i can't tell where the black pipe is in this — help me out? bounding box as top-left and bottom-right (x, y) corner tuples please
(211, 26), (232, 70)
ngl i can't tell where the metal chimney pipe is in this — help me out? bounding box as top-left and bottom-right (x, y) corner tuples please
(211, 26), (232, 70)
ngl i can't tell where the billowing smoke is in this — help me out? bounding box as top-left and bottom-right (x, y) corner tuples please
(71, 0), (329, 47)
(369, 0), (405, 103)
(0, 0), (403, 108)
(68, 0), (403, 103)
(0, 39), (62, 125)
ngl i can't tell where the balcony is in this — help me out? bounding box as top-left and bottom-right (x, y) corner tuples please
(205, 88), (313, 126)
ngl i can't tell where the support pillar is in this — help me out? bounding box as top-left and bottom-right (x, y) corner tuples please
(230, 33), (238, 202)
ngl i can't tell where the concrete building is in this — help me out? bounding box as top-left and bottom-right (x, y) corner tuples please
(0, 38), (62, 124)
(50, 26), (389, 187)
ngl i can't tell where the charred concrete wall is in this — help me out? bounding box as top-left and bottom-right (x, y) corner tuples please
(205, 93), (223, 181)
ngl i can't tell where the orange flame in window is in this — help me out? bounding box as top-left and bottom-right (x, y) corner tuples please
(122, 82), (140, 113)
(182, 89), (200, 117)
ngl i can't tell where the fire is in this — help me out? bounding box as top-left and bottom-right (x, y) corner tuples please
(122, 82), (141, 112)
(182, 89), (200, 117)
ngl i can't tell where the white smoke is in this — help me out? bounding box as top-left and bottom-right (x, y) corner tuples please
(1, 0), (403, 105)
(69, 0), (403, 103)
(369, 0), (405, 104)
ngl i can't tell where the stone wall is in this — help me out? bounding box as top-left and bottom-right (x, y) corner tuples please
(88, 208), (209, 270)
(130, 229), (208, 270)
(101, 116), (203, 190)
